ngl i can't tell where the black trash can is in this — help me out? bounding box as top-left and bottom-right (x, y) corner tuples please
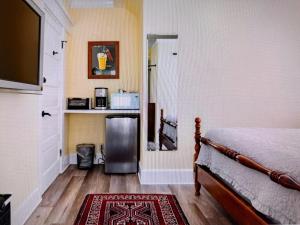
(76, 144), (95, 169)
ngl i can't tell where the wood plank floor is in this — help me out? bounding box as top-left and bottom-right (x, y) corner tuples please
(25, 165), (235, 225)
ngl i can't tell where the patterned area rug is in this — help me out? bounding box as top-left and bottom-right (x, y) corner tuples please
(74, 194), (189, 225)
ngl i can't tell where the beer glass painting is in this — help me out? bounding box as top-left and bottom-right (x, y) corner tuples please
(88, 41), (119, 79)
(97, 53), (107, 70)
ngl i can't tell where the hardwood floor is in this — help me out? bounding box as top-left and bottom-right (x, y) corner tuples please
(25, 165), (235, 225)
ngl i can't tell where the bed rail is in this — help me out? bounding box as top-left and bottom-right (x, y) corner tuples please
(194, 118), (202, 195)
(194, 117), (300, 192)
(159, 109), (177, 150)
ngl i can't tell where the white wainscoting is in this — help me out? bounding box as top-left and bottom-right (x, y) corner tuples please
(68, 158), (193, 184)
(69, 153), (104, 165)
(12, 188), (42, 225)
(61, 155), (70, 173)
(138, 165), (193, 185)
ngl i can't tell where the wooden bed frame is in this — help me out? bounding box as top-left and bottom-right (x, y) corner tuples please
(159, 109), (177, 150)
(193, 117), (300, 225)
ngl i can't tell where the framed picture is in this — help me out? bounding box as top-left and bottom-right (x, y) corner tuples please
(88, 41), (119, 79)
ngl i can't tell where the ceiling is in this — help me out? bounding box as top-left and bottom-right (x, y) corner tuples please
(68, 0), (115, 8)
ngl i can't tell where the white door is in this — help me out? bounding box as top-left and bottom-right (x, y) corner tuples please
(40, 14), (63, 194)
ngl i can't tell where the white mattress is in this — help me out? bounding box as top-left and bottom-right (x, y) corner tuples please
(196, 128), (300, 224)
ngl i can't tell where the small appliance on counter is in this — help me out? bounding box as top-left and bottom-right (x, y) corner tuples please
(110, 92), (140, 110)
(95, 87), (108, 109)
(67, 98), (91, 110)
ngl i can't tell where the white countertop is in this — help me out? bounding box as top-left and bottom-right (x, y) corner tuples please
(64, 109), (140, 114)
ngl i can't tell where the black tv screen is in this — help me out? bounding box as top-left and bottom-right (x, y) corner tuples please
(0, 0), (44, 91)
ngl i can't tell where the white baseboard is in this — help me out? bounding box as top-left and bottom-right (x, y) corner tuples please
(12, 188), (42, 225)
(61, 155), (70, 173)
(40, 160), (60, 194)
(69, 153), (104, 165)
(138, 166), (193, 184)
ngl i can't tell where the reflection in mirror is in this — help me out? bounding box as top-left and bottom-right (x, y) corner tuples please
(147, 34), (178, 151)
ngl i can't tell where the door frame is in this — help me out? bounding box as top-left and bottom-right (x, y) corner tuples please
(38, 11), (66, 196)
(58, 30), (69, 174)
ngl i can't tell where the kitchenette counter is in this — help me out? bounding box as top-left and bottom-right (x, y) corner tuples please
(64, 109), (140, 114)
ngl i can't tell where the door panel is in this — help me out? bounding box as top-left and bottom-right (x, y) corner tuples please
(40, 13), (62, 194)
(41, 135), (59, 173)
(44, 16), (62, 59)
(43, 54), (59, 86)
(42, 86), (59, 108)
(41, 109), (59, 141)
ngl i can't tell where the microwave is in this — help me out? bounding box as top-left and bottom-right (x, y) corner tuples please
(110, 93), (140, 110)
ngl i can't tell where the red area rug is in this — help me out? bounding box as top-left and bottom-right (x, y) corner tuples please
(74, 194), (189, 225)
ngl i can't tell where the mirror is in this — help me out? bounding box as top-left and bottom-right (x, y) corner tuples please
(147, 34), (178, 151)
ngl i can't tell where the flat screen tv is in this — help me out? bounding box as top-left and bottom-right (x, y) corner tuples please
(0, 0), (44, 91)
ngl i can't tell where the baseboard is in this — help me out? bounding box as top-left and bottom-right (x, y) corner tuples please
(12, 188), (42, 225)
(69, 153), (104, 165)
(138, 166), (193, 184)
(61, 155), (70, 173)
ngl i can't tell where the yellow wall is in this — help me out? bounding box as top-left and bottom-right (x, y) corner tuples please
(66, 5), (142, 154)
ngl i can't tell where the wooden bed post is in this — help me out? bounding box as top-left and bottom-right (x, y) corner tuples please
(159, 109), (164, 150)
(194, 117), (201, 195)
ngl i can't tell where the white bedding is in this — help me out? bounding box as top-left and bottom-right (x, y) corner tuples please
(196, 128), (300, 224)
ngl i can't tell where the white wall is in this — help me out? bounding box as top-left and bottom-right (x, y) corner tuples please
(0, 93), (40, 224)
(141, 0), (300, 171)
(0, 0), (44, 222)
(0, 1), (71, 224)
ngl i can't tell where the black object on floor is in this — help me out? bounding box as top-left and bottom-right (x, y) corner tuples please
(0, 194), (11, 225)
(76, 144), (95, 169)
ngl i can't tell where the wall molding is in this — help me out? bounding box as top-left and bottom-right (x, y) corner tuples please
(69, 153), (104, 165)
(69, 0), (114, 8)
(138, 166), (193, 184)
(43, 0), (72, 32)
(12, 188), (42, 225)
(61, 155), (70, 173)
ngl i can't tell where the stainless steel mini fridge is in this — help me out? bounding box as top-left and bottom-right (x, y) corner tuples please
(105, 115), (138, 173)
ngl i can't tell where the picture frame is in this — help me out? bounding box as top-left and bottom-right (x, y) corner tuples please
(88, 41), (119, 79)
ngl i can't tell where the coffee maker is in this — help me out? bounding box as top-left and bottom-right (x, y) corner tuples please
(95, 87), (108, 109)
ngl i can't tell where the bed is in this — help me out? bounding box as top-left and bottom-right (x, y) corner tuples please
(193, 118), (300, 225)
(159, 109), (177, 150)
